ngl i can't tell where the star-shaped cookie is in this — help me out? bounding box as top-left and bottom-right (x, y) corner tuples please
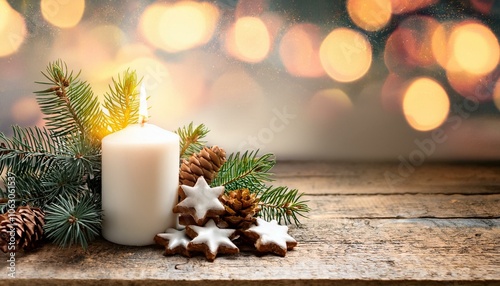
(244, 218), (297, 257)
(154, 228), (191, 257)
(173, 177), (226, 225)
(186, 219), (239, 261)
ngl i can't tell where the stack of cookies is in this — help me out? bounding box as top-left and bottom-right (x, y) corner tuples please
(154, 177), (297, 261)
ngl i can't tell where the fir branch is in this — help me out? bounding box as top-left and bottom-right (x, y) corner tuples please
(175, 122), (209, 159)
(211, 151), (275, 192)
(257, 186), (310, 225)
(0, 126), (59, 175)
(40, 165), (87, 203)
(57, 133), (101, 181)
(102, 69), (141, 134)
(34, 59), (104, 139)
(0, 172), (45, 209)
(44, 193), (102, 250)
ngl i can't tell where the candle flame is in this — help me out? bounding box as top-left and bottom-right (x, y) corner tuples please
(138, 83), (149, 126)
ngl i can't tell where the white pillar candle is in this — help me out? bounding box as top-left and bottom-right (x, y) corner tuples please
(101, 86), (179, 246)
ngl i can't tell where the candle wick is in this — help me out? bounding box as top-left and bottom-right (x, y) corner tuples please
(139, 115), (148, 127)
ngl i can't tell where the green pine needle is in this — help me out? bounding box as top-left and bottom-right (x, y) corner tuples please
(0, 126), (59, 176)
(0, 61), (144, 250)
(57, 133), (101, 181)
(41, 165), (86, 203)
(44, 193), (102, 250)
(34, 59), (104, 139)
(211, 150), (275, 192)
(102, 69), (141, 134)
(257, 186), (310, 225)
(175, 122), (209, 159)
(0, 173), (44, 210)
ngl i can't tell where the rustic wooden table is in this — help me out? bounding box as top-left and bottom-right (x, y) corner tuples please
(1, 162), (499, 285)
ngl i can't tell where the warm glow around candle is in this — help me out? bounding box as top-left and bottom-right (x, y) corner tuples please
(139, 84), (149, 125)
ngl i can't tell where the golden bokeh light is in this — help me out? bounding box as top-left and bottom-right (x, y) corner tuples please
(279, 23), (325, 78)
(139, 3), (169, 49)
(403, 77), (450, 131)
(391, 0), (437, 14)
(307, 89), (353, 123)
(347, 0), (392, 32)
(41, 0), (85, 28)
(140, 1), (219, 53)
(225, 17), (271, 63)
(0, 0), (27, 57)
(450, 22), (499, 75)
(319, 28), (372, 82)
(0, 0), (10, 32)
(159, 1), (219, 53)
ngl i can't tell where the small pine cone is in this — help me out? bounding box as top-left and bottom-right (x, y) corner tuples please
(0, 206), (45, 253)
(179, 146), (226, 199)
(217, 189), (260, 230)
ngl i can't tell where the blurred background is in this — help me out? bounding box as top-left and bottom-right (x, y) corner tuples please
(1, 0), (500, 161)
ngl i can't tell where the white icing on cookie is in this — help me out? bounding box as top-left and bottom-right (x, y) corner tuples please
(248, 218), (296, 250)
(157, 228), (190, 250)
(178, 177), (225, 222)
(188, 220), (237, 254)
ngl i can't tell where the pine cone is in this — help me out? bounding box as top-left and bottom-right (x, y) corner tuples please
(0, 206), (45, 252)
(179, 146), (226, 199)
(217, 189), (260, 230)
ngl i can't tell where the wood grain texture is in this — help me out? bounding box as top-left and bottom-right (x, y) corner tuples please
(273, 162), (500, 195)
(1, 162), (499, 285)
(1, 218), (499, 285)
(307, 194), (500, 219)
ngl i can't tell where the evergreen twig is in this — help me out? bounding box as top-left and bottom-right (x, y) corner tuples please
(44, 193), (102, 250)
(257, 186), (310, 225)
(0, 60), (108, 250)
(211, 150), (275, 192)
(175, 122), (209, 159)
(41, 165), (87, 203)
(102, 69), (141, 134)
(0, 126), (59, 175)
(0, 173), (45, 211)
(34, 59), (104, 139)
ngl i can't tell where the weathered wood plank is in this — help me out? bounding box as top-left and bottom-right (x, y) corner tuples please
(306, 194), (500, 219)
(2, 218), (498, 285)
(1, 163), (499, 285)
(273, 162), (500, 195)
